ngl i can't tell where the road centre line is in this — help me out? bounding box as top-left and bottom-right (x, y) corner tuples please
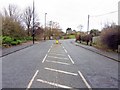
(51, 44), (53, 48)
(42, 54), (48, 63)
(37, 79), (72, 88)
(61, 44), (64, 49)
(61, 44), (75, 64)
(78, 71), (92, 90)
(48, 44), (53, 53)
(48, 48), (51, 53)
(46, 60), (70, 65)
(26, 70), (39, 90)
(48, 56), (69, 60)
(61, 44), (67, 53)
(42, 44), (53, 63)
(64, 49), (67, 53)
(68, 55), (74, 64)
(45, 67), (78, 76)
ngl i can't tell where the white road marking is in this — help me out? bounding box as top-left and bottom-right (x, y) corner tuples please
(42, 44), (53, 63)
(45, 67), (78, 76)
(51, 44), (53, 48)
(61, 44), (75, 64)
(49, 53), (66, 56)
(48, 49), (51, 53)
(46, 60), (70, 65)
(49, 52), (65, 54)
(42, 54), (48, 63)
(48, 44), (53, 53)
(64, 49), (67, 53)
(26, 70), (39, 90)
(68, 55), (74, 64)
(37, 79), (72, 88)
(78, 71), (92, 90)
(48, 56), (69, 60)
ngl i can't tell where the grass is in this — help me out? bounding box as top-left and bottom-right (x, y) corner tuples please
(68, 35), (75, 39)
(61, 34), (75, 40)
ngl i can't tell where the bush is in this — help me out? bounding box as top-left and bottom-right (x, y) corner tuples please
(2, 36), (22, 46)
(17, 40), (22, 44)
(100, 25), (120, 50)
(64, 36), (69, 39)
(2, 36), (13, 44)
(11, 41), (18, 45)
(26, 36), (33, 40)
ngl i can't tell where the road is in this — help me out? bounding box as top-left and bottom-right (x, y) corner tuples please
(2, 40), (119, 89)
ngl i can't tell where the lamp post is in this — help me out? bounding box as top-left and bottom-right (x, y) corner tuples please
(32, 0), (35, 44)
(45, 13), (47, 30)
(87, 15), (90, 34)
(44, 13), (47, 40)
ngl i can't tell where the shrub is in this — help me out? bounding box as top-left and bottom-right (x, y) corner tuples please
(2, 36), (22, 46)
(2, 36), (13, 44)
(26, 36), (33, 40)
(17, 40), (22, 44)
(64, 36), (69, 39)
(11, 41), (18, 45)
(100, 25), (120, 50)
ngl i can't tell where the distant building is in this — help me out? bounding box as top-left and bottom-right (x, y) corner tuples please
(72, 30), (76, 34)
(66, 29), (72, 34)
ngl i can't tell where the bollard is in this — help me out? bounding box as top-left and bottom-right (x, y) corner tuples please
(56, 40), (59, 44)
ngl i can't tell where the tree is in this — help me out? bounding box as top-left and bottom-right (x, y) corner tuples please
(22, 6), (33, 36)
(90, 29), (100, 36)
(22, 6), (39, 36)
(2, 16), (26, 38)
(1, 4), (26, 38)
(45, 21), (61, 39)
(3, 4), (21, 22)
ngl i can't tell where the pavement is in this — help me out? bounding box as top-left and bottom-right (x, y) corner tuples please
(1, 41), (39, 57)
(71, 40), (119, 62)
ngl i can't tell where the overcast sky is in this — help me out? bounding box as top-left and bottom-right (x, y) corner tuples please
(0, 0), (119, 32)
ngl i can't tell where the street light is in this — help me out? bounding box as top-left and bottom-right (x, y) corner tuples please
(44, 13), (47, 40)
(45, 13), (47, 30)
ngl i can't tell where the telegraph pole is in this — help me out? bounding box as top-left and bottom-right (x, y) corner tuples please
(32, 0), (35, 44)
(87, 15), (90, 34)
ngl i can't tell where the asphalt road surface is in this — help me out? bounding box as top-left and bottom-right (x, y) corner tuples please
(2, 40), (119, 89)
